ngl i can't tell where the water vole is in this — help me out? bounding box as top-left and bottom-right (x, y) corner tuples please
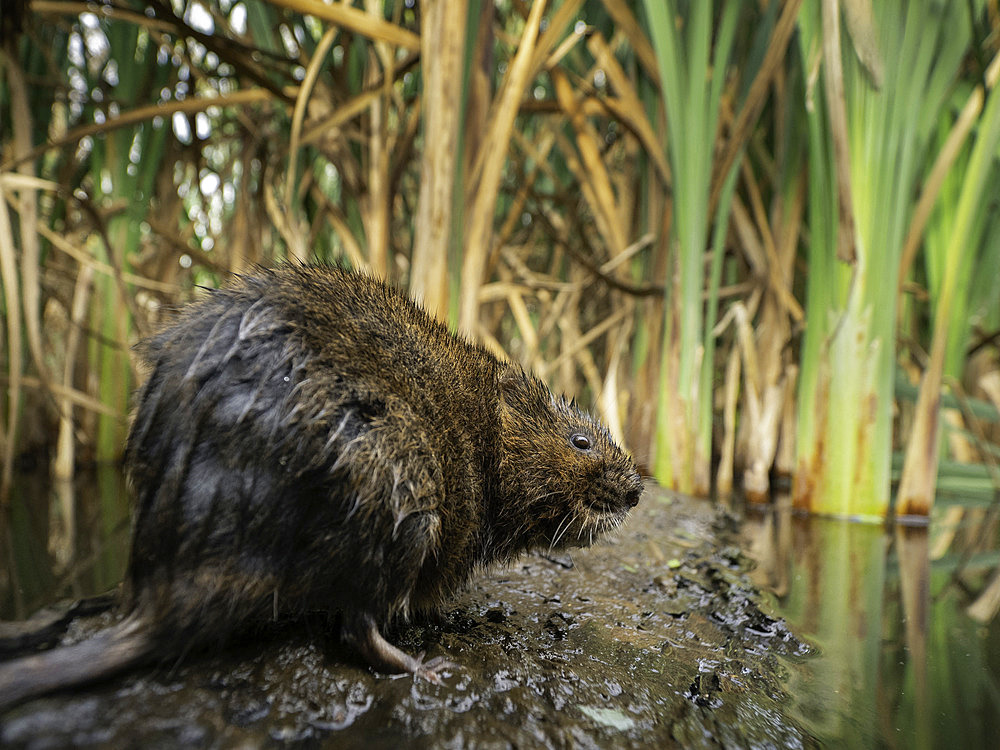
(0, 265), (642, 707)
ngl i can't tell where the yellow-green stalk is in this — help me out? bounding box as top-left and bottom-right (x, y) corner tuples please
(642, 0), (742, 495)
(794, 0), (978, 517)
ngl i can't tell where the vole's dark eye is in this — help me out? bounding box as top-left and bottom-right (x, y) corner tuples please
(571, 433), (592, 451)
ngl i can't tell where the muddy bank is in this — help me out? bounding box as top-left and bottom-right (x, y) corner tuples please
(0, 485), (816, 748)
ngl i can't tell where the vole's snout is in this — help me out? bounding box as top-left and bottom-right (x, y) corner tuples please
(589, 470), (643, 514)
(624, 482), (642, 509)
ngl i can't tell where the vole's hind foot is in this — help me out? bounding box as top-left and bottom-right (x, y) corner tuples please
(344, 613), (456, 683)
(413, 654), (457, 684)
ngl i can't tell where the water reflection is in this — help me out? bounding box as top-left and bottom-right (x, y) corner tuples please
(0, 466), (130, 621)
(743, 495), (1000, 749)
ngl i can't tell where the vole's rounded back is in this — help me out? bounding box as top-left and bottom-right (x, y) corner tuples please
(0, 265), (642, 708)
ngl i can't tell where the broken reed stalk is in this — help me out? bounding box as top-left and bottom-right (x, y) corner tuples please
(1, 0), (998, 532)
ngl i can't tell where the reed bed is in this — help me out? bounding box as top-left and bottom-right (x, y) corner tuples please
(0, 0), (998, 540)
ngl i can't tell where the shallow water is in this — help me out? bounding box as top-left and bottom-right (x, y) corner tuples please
(743, 496), (1000, 749)
(0, 467), (131, 622)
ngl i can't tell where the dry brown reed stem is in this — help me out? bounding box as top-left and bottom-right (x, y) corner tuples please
(740, 158), (803, 323)
(285, 26), (338, 213)
(717, 346), (741, 497)
(319, 196), (369, 272)
(527, 0), (584, 77)
(265, 180), (308, 261)
(777, 364), (798, 477)
(5, 53), (50, 401)
(929, 404), (977, 556)
(519, 97), (611, 117)
(898, 51), (1000, 517)
(552, 69), (627, 257)
(362, 0), (397, 279)
(538, 306), (631, 382)
(628, 160), (670, 468)
(731, 152), (803, 496)
(968, 568), (1000, 623)
(502, 132), (559, 272)
(464, 0), (581, 199)
(0, 189), (21, 504)
(300, 88), (375, 148)
(948, 377), (1000, 491)
(460, 0), (547, 335)
(266, 0), (419, 51)
(503, 278), (542, 365)
(773, 174), (806, 480)
(555, 274), (584, 398)
(462, 6), (492, 193)
(31, 1), (176, 32)
(410, 0), (469, 318)
(586, 32), (671, 187)
(54, 265), (95, 481)
(731, 197), (766, 276)
(0, 374), (124, 420)
(595, 0), (659, 85)
(551, 77), (628, 255)
(727, 301), (782, 501)
(389, 105), (422, 195)
(597, 300), (633, 444)
(543, 22), (588, 71)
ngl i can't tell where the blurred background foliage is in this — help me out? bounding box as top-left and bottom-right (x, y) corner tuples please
(0, 0), (998, 525)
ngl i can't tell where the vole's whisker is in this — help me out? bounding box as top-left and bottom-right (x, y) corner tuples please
(549, 512), (576, 551)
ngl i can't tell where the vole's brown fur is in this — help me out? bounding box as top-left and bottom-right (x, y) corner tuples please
(0, 265), (642, 708)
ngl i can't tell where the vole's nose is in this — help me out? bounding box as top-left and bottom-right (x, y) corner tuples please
(624, 475), (643, 508)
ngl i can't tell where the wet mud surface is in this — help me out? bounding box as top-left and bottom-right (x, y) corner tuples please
(1, 486), (816, 748)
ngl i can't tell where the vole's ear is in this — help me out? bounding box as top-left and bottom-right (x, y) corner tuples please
(497, 365), (521, 409)
(498, 364), (521, 390)
(498, 364), (533, 402)
(498, 364), (549, 411)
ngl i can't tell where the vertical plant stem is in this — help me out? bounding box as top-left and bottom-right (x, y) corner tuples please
(53, 265), (95, 481)
(5, 50), (49, 392)
(411, 0), (468, 318)
(821, 0), (857, 264)
(644, 0), (741, 494)
(363, 2), (393, 277)
(285, 26), (339, 216)
(0, 189), (23, 503)
(795, 0), (975, 517)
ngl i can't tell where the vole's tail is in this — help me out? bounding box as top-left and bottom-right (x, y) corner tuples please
(0, 617), (153, 712)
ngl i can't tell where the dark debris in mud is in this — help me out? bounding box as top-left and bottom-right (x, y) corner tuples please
(1, 485), (817, 749)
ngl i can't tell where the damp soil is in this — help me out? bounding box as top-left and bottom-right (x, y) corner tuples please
(0, 485), (816, 748)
